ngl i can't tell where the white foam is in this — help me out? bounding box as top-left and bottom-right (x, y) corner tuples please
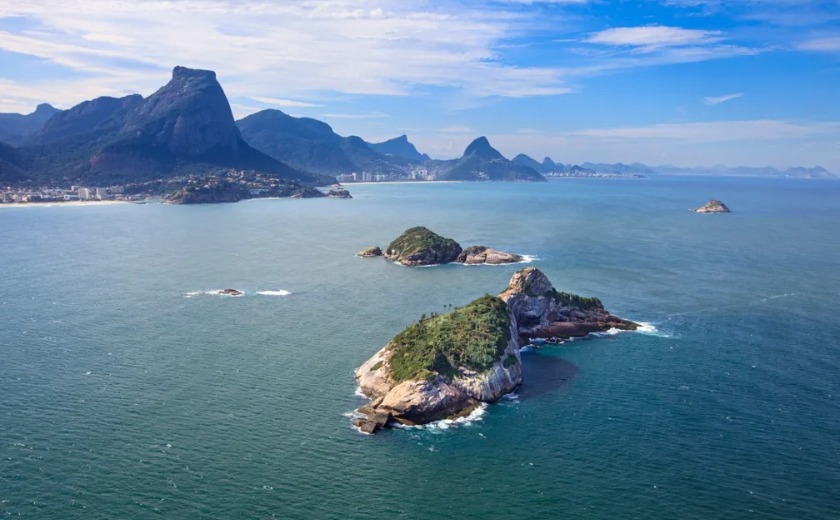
(460, 254), (538, 267)
(395, 403), (488, 432)
(183, 289), (246, 298)
(256, 290), (291, 296)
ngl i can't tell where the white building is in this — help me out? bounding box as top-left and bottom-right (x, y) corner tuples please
(78, 187), (91, 200)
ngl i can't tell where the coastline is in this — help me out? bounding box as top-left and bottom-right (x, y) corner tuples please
(341, 180), (464, 186)
(0, 200), (133, 208)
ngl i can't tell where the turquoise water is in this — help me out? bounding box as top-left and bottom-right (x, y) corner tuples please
(1, 178), (838, 519)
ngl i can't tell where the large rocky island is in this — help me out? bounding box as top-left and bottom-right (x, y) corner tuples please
(379, 226), (523, 266)
(352, 267), (638, 433)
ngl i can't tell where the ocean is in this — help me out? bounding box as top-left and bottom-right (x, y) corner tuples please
(1, 177), (838, 519)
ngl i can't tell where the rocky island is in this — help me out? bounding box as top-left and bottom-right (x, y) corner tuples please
(694, 199), (731, 213)
(356, 246), (383, 257)
(377, 226), (522, 266)
(352, 267), (638, 433)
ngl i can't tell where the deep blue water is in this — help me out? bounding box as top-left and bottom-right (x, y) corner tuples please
(1, 177), (838, 519)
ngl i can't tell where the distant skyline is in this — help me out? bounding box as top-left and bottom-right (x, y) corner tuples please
(1, 0), (839, 170)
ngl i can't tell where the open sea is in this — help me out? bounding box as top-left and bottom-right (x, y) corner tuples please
(1, 177), (839, 519)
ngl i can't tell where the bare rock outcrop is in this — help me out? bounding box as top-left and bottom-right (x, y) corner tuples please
(456, 245), (523, 265)
(694, 199), (731, 213)
(500, 267), (637, 342)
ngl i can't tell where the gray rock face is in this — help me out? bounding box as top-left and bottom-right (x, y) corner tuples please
(356, 246), (383, 257)
(354, 317), (522, 427)
(124, 67), (240, 158)
(694, 199), (731, 213)
(499, 267), (637, 342)
(456, 245), (523, 265)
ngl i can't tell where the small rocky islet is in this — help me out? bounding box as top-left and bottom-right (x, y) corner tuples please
(363, 226), (524, 266)
(352, 267), (638, 434)
(694, 199), (731, 213)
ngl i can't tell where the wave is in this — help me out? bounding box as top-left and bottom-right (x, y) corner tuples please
(395, 403), (488, 432)
(183, 289), (245, 298)
(460, 254), (538, 267)
(256, 290), (291, 296)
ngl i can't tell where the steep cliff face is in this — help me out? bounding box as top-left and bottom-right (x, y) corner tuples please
(353, 295), (522, 431)
(499, 267), (637, 341)
(352, 267), (637, 433)
(124, 67), (240, 158)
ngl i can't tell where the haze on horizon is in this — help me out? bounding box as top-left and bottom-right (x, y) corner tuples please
(0, 0), (838, 172)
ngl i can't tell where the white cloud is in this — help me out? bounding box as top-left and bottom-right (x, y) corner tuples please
(798, 36), (840, 52)
(321, 112), (391, 119)
(249, 96), (322, 108)
(703, 93), (743, 105)
(585, 25), (723, 52)
(0, 0), (571, 113)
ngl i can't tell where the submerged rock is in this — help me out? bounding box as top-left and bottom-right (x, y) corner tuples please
(356, 246), (383, 257)
(694, 199), (731, 213)
(352, 267), (638, 433)
(217, 288), (244, 296)
(456, 245), (523, 265)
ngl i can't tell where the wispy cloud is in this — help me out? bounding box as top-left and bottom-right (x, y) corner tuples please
(0, 0), (572, 113)
(798, 36), (840, 52)
(322, 112), (391, 119)
(703, 93), (743, 105)
(585, 25), (723, 52)
(249, 96), (322, 108)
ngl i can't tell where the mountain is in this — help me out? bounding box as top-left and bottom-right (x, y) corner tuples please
(0, 142), (31, 184)
(435, 137), (545, 182)
(1, 66), (324, 186)
(367, 134), (430, 162)
(781, 166), (835, 179)
(512, 153), (545, 171)
(581, 162), (658, 175)
(29, 95), (142, 146)
(0, 103), (60, 145)
(237, 109), (413, 176)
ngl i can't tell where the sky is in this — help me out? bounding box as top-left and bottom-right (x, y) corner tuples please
(0, 0), (839, 170)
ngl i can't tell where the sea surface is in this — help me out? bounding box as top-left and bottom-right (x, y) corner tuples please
(1, 177), (838, 519)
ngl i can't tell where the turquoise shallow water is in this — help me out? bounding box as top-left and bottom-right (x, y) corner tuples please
(1, 177), (839, 519)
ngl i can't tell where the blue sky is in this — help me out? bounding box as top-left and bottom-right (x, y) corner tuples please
(0, 0), (839, 170)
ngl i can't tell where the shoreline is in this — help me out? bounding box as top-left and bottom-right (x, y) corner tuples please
(340, 180), (464, 186)
(0, 200), (133, 208)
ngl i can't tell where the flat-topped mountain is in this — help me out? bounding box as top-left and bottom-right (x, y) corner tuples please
(434, 137), (545, 182)
(352, 267), (638, 433)
(237, 109), (412, 176)
(367, 134), (430, 162)
(0, 67), (325, 187)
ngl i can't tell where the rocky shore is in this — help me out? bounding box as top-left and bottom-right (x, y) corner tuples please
(372, 226), (523, 266)
(352, 267), (637, 433)
(694, 199), (731, 213)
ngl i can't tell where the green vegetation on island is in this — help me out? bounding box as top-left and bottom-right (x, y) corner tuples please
(388, 295), (512, 382)
(385, 226), (462, 266)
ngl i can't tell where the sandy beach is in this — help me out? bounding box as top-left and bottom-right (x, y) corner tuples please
(0, 200), (133, 208)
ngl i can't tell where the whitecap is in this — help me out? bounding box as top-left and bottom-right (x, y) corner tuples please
(183, 289), (245, 298)
(256, 290), (291, 296)
(395, 403), (488, 432)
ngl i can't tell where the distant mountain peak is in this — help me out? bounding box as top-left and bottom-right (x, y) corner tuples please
(463, 136), (504, 160)
(367, 133), (429, 162)
(33, 103), (58, 115)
